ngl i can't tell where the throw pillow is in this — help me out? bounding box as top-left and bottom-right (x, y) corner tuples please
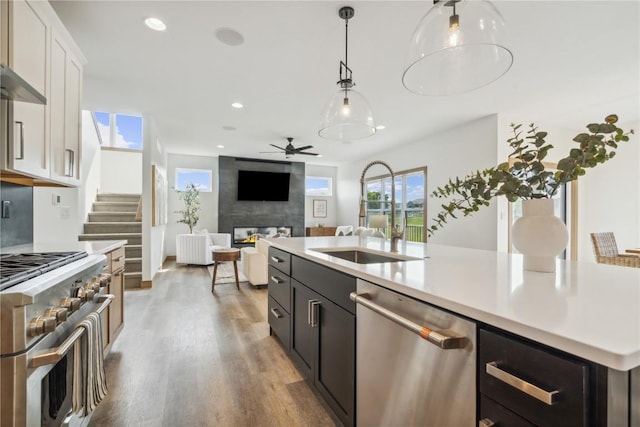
(193, 229), (213, 247)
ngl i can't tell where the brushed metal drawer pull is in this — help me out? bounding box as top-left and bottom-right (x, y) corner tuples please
(115, 256), (125, 262)
(486, 361), (560, 405)
(350, 292), (467, 349)
(479, 419), (495, 427)
(14, 121), (24, 160)
(270, 308), (283, 319)
(270, 256), (283, 263)
(309, 300), (320, 328)
(64, 149), (74, 176)
(270, 275), (283, 284)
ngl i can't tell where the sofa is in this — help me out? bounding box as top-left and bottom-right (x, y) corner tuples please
(176, 232), (232, 265)
(240, 239), (270, 287)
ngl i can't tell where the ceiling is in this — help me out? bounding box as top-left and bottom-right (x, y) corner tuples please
(49, 1), (640, 166)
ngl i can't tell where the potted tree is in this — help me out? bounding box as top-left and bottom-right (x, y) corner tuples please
(429, 115), (634, 272)
(175, 183), (200, 233)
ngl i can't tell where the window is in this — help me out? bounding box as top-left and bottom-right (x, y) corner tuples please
(365, 167), (427, 242)
(93, 111), (143, 150)
(306, 176), (333, 197)
(175, 168), (213, 192)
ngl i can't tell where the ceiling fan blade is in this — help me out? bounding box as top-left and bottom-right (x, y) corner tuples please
(270, 144), (286, 150)
(294, 145), (314, 152)
(259, 151), (282, 154)
(297, 152), (319, 156)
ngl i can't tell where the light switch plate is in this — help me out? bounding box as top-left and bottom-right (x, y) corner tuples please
(51, 194), (61, 205)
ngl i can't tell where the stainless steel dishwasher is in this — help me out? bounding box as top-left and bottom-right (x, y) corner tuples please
(351, 279), (476, 426)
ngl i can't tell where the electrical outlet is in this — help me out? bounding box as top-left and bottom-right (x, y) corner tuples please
(61, 206), (70, 219)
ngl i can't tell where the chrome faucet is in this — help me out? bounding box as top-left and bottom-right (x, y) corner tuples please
(359, 160), (404, 252)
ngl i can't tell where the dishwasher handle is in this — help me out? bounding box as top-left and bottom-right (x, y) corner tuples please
(350, 292), (467, 350)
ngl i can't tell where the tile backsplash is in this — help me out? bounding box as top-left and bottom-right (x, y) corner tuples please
(0, 181), (33, 248)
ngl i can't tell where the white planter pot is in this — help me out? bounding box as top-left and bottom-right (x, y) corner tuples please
(512, 199), (569, 273)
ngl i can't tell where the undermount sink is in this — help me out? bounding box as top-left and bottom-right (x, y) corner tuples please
(311, 247), (423, 264)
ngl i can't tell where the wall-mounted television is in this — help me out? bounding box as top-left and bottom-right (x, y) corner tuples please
(237, 170), (290, 201)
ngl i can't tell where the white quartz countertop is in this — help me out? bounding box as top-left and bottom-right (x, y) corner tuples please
(266, 236), (640, 371)
(1, 240), (127, 255)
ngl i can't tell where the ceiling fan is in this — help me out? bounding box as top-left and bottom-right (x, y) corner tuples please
(261, 137), (319, 157)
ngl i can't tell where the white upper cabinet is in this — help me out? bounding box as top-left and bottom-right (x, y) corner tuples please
(1, 0), (85, 186)
(49, 28), (83, 186)
(3, 0), (49, 179)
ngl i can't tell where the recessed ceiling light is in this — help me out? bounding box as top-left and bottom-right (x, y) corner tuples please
(215, 28), (245, 46)
(217, 145), (225, 149)
(376, 125), (386, 130)
(231, 102), (243, 109)
(144, 17), (166, 32)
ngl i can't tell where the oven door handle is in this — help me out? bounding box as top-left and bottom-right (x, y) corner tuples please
(29, 294), (115, 368)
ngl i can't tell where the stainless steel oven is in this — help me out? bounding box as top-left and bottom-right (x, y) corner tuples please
(0, 252), (112, 426)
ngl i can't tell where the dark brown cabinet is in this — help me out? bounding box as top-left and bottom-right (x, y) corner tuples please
(479, 328), (591, 427)
(267, 247), (292, 350)
(267, 247), (356, 427)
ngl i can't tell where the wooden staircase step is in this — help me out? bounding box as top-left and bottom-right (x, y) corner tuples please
(125, 244), (142, 258)
(93, 202), (139, 212)
(88, 212), (138, 222)
(97, 193), (141, 203)
(84, 222), (142, 234)
(124, 272), (142, 289)
(79, 233), (142, 245)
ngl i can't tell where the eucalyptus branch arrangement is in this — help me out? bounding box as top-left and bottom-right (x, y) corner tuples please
(175, 183), (201, 233)
(428, 115), (634, 236)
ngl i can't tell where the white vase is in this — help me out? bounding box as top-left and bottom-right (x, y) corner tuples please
(512, 199), (568, 273)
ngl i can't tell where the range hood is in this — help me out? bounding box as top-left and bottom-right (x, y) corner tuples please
(0, 64), (46, 105)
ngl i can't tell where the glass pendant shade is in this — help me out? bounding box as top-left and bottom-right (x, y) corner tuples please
(402, 0), (513, 96)
(319, 85), (376, 141)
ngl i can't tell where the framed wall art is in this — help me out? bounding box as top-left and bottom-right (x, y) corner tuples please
(313, 199), (327, 218)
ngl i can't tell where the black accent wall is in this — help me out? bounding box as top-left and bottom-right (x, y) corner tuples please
(218, 156), (305, 246)
(0, 181), (34, 248)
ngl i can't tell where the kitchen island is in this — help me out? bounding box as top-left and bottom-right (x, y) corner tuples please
(265, 236), (640, 426)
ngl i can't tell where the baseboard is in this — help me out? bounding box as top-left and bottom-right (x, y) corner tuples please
(141, 280), (152, 288)
(165, 255), (176, 260)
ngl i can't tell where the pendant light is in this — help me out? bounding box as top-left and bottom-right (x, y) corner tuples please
(319, 6), (376, 141)
(402, 0), (513, 96)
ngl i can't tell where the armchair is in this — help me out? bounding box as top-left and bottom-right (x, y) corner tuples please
(590, 232), (640, 268)
(176, 232), (231, 265)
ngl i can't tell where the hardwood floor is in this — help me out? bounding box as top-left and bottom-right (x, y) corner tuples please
(90, 261), (339, 427)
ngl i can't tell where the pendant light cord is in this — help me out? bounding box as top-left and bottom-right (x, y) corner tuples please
(344, 16), (349, 72)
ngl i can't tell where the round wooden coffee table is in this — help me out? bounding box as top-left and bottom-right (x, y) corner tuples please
(211, 248), (241, 292)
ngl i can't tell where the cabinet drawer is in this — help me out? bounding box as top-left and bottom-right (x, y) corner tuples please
(111, 246), (125, 272)
(479, 329), (589, 427)
(268, 296), (290, 350)
(102, 251), (113, 274)
(268, 265), (290, 313)
(268, 247), (291, 275)
(291, 256), (356, 313)
(480, 395), (534, 427)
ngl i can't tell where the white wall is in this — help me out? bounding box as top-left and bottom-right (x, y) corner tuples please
(100, 149), (142, 194)
(305, 164), (338, 228)
(337, 115), (499, 251)
(141, 115), (168, 283)
(165, 153), (220, 256)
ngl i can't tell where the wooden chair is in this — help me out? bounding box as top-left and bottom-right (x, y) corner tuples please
(590, 232), (640, 268)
